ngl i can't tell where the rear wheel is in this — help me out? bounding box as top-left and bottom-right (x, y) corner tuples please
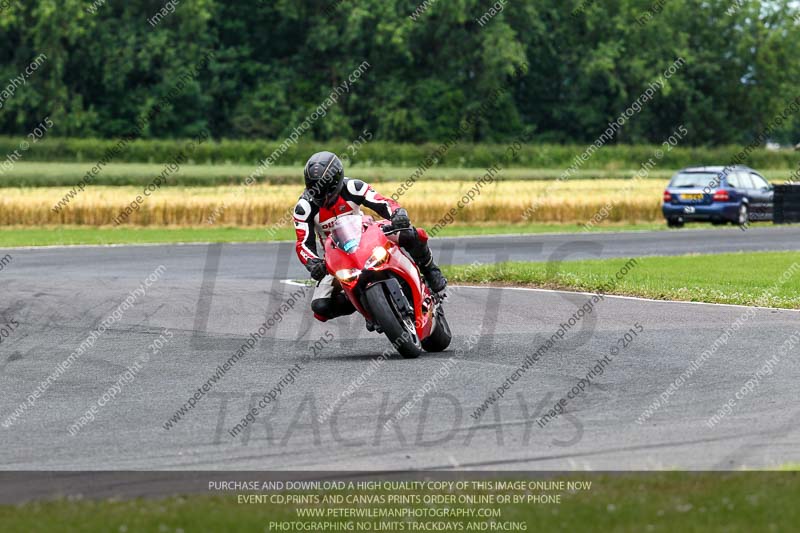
(736, 204), (748, 225)
(667, 217), (684, 228)
(364, 282), (422, 359)
(422, 307), (452, 352)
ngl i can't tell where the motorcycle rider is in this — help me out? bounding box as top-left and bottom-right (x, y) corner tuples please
(293, 151), (447, 322)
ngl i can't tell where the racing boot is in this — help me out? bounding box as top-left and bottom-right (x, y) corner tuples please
(399, 227), (448, 294)
(311, 292), (356, 322)
(410, 242), (447, 294)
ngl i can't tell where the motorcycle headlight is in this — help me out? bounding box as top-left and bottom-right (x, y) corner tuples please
(335, 268), (361, 284)
(365, 246), (389, 269)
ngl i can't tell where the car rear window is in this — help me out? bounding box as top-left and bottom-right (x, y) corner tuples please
(670, 172), (722, 188)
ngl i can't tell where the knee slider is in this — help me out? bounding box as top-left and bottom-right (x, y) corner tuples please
(333, 292), (356, 315)
(311, 298), (334, 319)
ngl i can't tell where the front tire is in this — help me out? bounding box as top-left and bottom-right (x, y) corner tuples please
(364, 283), (422, 359)
(422, 307), (452, 352)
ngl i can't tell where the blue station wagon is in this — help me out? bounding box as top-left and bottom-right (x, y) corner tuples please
(662, 166), (774, 228)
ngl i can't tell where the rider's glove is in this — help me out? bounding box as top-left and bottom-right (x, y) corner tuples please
(306, 258), (327, 282)
(391, 208), (411, 229)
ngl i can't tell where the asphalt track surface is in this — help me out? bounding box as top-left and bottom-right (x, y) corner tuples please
(1, 227), (799, 483)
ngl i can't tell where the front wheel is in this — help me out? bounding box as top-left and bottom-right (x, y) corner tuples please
(364, 282), (422, 359)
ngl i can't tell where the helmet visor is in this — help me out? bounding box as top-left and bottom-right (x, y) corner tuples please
(310, 174), (340, 207)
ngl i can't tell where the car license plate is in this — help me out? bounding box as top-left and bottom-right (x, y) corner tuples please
(683, 206), (696, 214)
(681, 193), (703, 200)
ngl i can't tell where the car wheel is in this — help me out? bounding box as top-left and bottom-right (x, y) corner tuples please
(667, 217), (684, 228)
(736, 204), (748, 226)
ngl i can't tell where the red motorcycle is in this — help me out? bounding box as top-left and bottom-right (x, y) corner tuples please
(324, 214), (451, 358)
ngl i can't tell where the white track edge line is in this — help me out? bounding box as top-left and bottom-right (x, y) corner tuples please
(281, 278), (798, 312)
(449, 284), (800, 312)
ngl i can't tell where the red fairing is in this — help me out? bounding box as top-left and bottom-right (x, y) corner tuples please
(324, 216), (436, 341)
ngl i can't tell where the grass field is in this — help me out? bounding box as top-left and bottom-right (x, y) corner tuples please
(0, 223), (673, 247)
(0, 161), (791, 227)
(0, 161), (684, 186)
(3, 135), (799, 170)
(444, 251), (800, 308)
(1, 472), (798, 532)
(1, 161), (796, 186)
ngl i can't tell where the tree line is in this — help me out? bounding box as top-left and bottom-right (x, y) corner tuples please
(0, 0), (798, 146)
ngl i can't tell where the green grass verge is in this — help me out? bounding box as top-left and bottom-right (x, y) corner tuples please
(1, 472), (798, 532)
(3, 135), (799, 170)
(0, 162), (679, 187)
(0, 223), (672, 247)
(444, 251), (800, 308)
(0, 226), (291, 247)
(2, 161), (796, 187)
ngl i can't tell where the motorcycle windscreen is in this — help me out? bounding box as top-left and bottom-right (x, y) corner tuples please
(330, 214), (363, 253)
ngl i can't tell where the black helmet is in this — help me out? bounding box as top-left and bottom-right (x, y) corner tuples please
(303, 151), (344, 208)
